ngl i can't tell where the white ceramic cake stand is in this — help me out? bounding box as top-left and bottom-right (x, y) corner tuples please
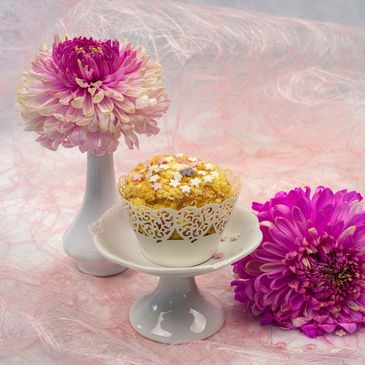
(90, 205), (262, 344)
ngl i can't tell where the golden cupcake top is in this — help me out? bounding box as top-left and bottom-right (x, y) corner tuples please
(119, 153), (234, 210)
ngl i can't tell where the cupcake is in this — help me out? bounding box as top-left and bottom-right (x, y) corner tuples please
(118, 153), (240, 267)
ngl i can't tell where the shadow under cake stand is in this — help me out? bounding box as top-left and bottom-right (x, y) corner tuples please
(91, 205), (262, 344)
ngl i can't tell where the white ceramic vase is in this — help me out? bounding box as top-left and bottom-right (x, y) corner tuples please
(63, 151), (126, 276)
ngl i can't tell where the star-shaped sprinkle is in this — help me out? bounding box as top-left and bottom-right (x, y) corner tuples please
(210, 171), (219, 177)
(197, 170), (207, 175)
(204, 163), (214, 170)
(173, 171), (182, 181)
(165, 156), (174, 162)
(158, 157), (166, 164)
(153, 182), (163, 191)
(181, 185), (191, 194)
(203, 175), (214, 183)
(149, 175), (159, 182)
(180, 167), (196, 177)
(190, 178), (201, 187)
(169, 179), (180, 188)
(149, 165), (160, 173)
(190, 161), (201, 167)
(230, 233), (241, 241)
(176, 153), (185, 157)
(188, 156), (198, 162)
(220, 235), (227, 242)
(176, 157), (188, 164)
(172, 163), (185, 170)
(132, 173), (143, 181)
(143, 160), (152, 168)
(159, 164), (169, 170)
(212, 252), (224, 259)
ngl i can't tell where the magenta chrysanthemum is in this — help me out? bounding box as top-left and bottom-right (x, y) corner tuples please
(232, 186), (365, 338)
(17, 36), (169, 155)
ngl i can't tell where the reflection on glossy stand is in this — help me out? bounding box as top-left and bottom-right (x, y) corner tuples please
(130, 276), (224, 343)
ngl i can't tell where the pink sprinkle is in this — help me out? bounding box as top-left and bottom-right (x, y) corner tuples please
(143, 160), (151, 168)
(305, 343), (316, 350)
(176, 157), (188, 164)
(274, 342), (286, 349)
(158, 157), (166, 164)
(212, 252), (224, 259)
(220, 235), (227, 242)
(132, 173), (143, 181)
(190, 161), (201, 167)
(153, 182), (163, 191)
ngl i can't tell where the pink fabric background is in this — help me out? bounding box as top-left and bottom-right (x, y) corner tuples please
(1, 0), (365, 363)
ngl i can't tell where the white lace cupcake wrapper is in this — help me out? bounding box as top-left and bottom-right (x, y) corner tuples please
(119, 171), (241, 243)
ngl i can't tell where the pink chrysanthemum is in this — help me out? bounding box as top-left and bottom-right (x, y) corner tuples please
(17, 36), (169, 155)
(232, 186), (365, 338)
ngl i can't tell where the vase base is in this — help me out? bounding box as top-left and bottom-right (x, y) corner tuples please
(77, 260), (127, 277)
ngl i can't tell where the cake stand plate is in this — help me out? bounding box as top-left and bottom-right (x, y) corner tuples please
(91, 205), (262, 344)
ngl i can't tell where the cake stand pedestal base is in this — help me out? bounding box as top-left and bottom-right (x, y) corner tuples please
(91, 204), (262, 344)
(129, 276), (224, 344)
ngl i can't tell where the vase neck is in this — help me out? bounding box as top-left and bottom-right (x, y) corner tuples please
(84, 152), (119, 204)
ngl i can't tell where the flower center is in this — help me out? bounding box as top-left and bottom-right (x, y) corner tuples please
(285, 234), (362, 304)
(75, 45), (103, 55)
(52, 37), (121, 82)
(317, 251), (360, 289)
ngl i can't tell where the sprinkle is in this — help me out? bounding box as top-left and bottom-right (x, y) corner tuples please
(149, 165), (160, 173)
(188, 156), (198, 162)
(169, 179), (180, 188)
(165, 156), (174, 162)
(153, 182), (163, 191)
(335, 330), (347, 337)
(132, 173), (143, 181)
(180, 167), (196, 177)
(204, 163), (214, 170)
(160, 164), (169, 170)
(181, 185), (191, 194)
(305, 344), (316, 350)
(173, 171), (183, 181)
(149, 175), (159, 182)
(210, 171), (219, 177)
(176, 157), (188, 164)
(212, 252), (224, 259)
(172, 163), (186, 170)
(203, 175), (214, 183)
(158, 157), (166, 164)
(190, 161), (201, 167)
(190, 178), (201, 187)
(330, 348), (342, 353)
(143, 160), (151, 168)
(197, 170), (207, 175)
(274, 342), (287, 349)
(230, 233), (241, 241)
(220, 235), (227, 241)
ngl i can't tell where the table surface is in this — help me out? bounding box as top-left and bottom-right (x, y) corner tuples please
(1, 1), (365, 364)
